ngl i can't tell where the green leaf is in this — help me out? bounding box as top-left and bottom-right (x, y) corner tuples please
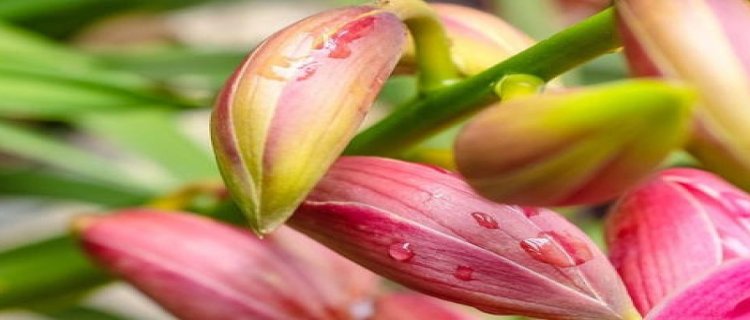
(96, 48), (246, 85)
(0, 66), (197, 120)
(76, 109), (218, 185)
(0, 120), (147, 190)
(0, 167), (152, 207)
(39, 306), (132, 320)
(0, 235), (109, 309)
(0, 20), (93, 70)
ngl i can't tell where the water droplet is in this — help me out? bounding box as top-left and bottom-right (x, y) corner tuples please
(520, 206), (540, 218)
(348, 299), (375, 320)
(453, 265), (474, 281)
(471, 212), (499, 229)
(520, 232), (593, 267)
(721, 192), (750, 218)
(315, 16), (375, 59)
(388, 242), (414, 262)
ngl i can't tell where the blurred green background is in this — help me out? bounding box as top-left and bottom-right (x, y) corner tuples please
(0, 0), (620, 319)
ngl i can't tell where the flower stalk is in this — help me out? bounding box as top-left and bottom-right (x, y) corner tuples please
(345, 8), (620, 156)
(377, 0), (460, 91)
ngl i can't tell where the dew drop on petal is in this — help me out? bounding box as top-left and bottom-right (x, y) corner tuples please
(453, 266), (474, 281)
(520, 206), (540, 218)
(471, 212), (499, 229)
(388, 242), (415, 262)
(520, 232), (593, 267)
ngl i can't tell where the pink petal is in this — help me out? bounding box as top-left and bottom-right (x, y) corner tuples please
(646, 259), (750, 320)
(78, 209), (377, 320)
(607, 168), (750, 314)
(290, 156), (636, 320)
(371, 294), (478, 320)
(606, 172), (722, 314)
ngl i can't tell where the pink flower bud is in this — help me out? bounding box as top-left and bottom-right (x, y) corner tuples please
(290, 156), (637, 320)
(646, 259), (750, 320)
(617, 0), (750, 190)
(77, 210), (377, 320)
(371, 294), (478, 320)
(211, 6), (407, 234)
(606, 168), (750, 314)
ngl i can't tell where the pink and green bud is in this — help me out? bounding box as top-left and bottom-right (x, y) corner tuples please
(646, 259), (750, 320)
(617, 0), (750, 190)
(211, 7), (407, 234)
(290, 156), (637, 320)
(396, 3), (533, 76)
(606, 168), (750, 314)
(76, 209), (377, 320)
(455, 80), (695, 207)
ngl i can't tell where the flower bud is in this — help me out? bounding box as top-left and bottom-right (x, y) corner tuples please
(397, 3), (534, 76)
(371, 294), (478, 320)
(646, 259), (750, 320)
(211, 7), (407, 234)
(76, 209), (377, 320)
(617, 0), (750, 190)
(606, 168), (750, 314)
(290, 156), (637, 320)
(455, 80), (695, 206)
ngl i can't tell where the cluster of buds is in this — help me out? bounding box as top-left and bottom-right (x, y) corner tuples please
(75, 0), (750, 319)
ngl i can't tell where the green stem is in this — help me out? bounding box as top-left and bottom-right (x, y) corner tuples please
(345, 8), (619, 156)
(378, 0), (460, 91)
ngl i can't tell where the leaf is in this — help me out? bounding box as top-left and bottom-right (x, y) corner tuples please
(0, 66), (195, 120)
(38, 306), (132, 320)
(76, 109), (218, 185)
(0, 20), (93, 70)
(0, 120), (148, 190)
(95, 47), (247, 92)
(0, 167), (152, 207)
(0, 235), (109, 309)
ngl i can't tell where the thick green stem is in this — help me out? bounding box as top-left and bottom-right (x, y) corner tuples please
(377, 0), (460, 91)
(345, 8), (620, 156)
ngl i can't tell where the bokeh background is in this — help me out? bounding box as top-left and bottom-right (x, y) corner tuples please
(0, 0), (619, 319)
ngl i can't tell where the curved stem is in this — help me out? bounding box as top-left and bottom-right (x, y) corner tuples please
(346, 8), (620, 156)
(377, 0), (460, 91)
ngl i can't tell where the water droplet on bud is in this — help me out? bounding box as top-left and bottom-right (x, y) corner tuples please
(520, 206), (540, 218)
(471, 212), (499, 229)
(388, 241), (415, 262)
(520, 232), (593, 267)
(453, 266), (474, 281)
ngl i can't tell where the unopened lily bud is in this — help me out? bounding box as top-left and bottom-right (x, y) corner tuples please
(211, 7), (406, 234)
(290, 156), (637, 320)
(371, 294), (478, 320)
(645, 259), (750, 320)
(455, 80), (694, 206)
(617, 0), (750, 190)
(398, 3), (534, 76)
(606, 168), (750, 314)
(76, 209), (377, 320)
